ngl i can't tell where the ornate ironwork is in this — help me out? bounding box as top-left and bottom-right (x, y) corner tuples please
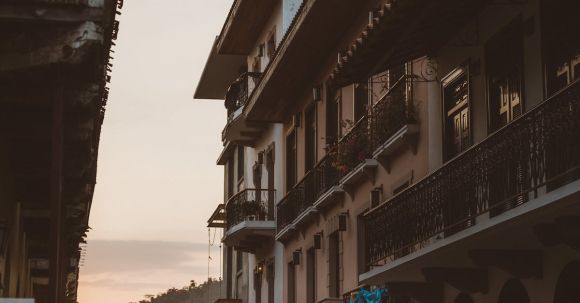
(226, 189), (275, 229)
(276, 187), (304, 232)
(224, 72), (262, 121)
(276, 77), (418, 236)
(370, 75), (415, 151)
(364, 81), (580, 268)
(334, 116), (372, 178)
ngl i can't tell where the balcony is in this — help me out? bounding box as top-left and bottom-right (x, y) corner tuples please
(362, 81), (580, 276)
(370, 75), (418, 166)
(276, 78), (416, 240)
(222, 72), (264, 145)
(223, 188), (276, 252)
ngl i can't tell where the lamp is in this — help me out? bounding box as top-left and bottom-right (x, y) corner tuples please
(370, 185), (383, 208)
(313, 233), (322, 250)
(292, 249), (301, 265)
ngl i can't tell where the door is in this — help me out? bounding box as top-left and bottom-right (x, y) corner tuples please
(442, 66), (471, 161)
(486, 17), (524, 132)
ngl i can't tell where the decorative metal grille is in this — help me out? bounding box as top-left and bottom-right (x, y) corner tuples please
(364, 81), (580, 267)
(226, 189), (276, 229)
(224, 72), (262, 121)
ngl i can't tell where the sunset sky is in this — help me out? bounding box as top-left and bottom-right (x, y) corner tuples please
(78, 1), (232, 302)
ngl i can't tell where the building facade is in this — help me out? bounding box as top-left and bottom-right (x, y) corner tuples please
(197, 0), (579, 303)
(0, 1), (120, 302)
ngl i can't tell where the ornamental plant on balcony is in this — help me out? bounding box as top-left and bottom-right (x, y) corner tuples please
(328, 118), (372, 176)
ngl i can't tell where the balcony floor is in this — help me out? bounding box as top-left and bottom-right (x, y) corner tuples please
(223, 220), (275, 253)
(360, 179), (580, 285)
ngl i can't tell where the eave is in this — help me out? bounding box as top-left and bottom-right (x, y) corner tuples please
(194, 37), (246, 100)
(216, 0), (278, 55)
(216, 141), (235, 165)
(242, 0), (373, 122)
(330, 0), (491, 87)
(207, 204), (227, 228)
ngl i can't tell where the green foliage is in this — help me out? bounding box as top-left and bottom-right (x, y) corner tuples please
(131, 278), (222, 303)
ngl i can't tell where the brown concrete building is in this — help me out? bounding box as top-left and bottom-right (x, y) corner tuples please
(0, 1), (121, 302)
(198, 0), (579, 302)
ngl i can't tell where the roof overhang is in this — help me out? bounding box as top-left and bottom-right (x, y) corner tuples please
(207, 204), (227, 228)
(194, 37), (246, 100)
(330, 0), (490, 87)
(242, 0), (372, 122)
(216, 0), (279, 55)
(216, 141), (235, 165)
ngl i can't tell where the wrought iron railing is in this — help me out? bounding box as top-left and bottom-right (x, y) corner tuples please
(364, 81), (580, 267)
(275, 76), (420, 237)
(334, 115), (372, 178)
(226, 189), (276, 229)
(276, 187), (304, 232)
(224, 72), (262, 122)
(370, 75), (416, 151)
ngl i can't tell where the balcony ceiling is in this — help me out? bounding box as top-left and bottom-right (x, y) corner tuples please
(217, 0), (279, 55)
(223, 221), (276, 253)
(194, 38), (246, 100)
(243, 0), (373, 122)
(330, 0), (490, 87)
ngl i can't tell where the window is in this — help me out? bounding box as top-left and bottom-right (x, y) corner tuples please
(227, 158), (234, 199)
(226, 246), (233, 298)
(442, 65), (471, 161)
(286, 130), (297, 190)
(326, 86), (339, 145)
(235, 250), (243, 299)
(486, 17), (524, 132)
(306, 248), (316, 303)
(287, 262), (296, 303)
(305, 105), (317, 172)
(354, 83), (368, 122)
(267, 28), (276, 59)
(237, 147), (244, 183)
(236, 250), (243, 272)
(267, 261), (275, 303)
(542, 0), (580, 96)
(255, 268), (262, 303)
(328, 232), (341, 298)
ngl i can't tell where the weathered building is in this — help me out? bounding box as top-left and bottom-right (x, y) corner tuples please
(0, 0), (121, 302)
(197, 0), (579, 302)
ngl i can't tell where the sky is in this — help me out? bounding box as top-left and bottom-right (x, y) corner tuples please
(78, 1), (232, 302)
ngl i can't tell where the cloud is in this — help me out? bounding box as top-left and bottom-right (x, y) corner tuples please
(79, 239), (222, 302)
(81, 239), (212, 274)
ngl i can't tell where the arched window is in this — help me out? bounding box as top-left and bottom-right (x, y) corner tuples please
(498, 279), (529, 303)
(455, 293), (474, 303)
(554, 261), (580, 303)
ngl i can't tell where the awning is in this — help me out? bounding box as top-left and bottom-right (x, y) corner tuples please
(207, 204), (227, 228)
(216, 141), (236, 165)
(194, 37), (246, 100)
